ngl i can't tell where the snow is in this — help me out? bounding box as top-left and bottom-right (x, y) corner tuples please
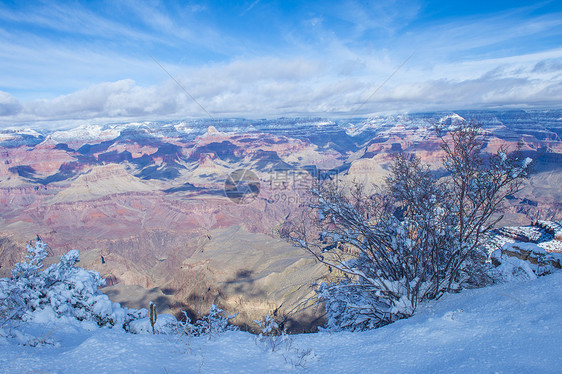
(0, 133), (16, 141)
(1, 272), (561, 373)
(491, 253), (538, 282)
(1, 241), (146, 332)
(539, 239), (562, 253)
(504, 241), (547, 254)
(200, 125), (225, 138)
(1, 128), (44, 137)
(128, 313), (178, 335)
(50, 124), (121, 143)
(439, 113), (466, 125)
(173, 123), (195, 134)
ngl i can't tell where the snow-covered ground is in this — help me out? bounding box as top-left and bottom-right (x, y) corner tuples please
(2, 272), (561, 373)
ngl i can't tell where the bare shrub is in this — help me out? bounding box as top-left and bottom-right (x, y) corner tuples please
(282, 122), (530, 330)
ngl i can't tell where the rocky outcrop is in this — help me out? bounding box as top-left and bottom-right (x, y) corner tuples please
(533, 220), (562, 241)
(491, 242), (562, 276)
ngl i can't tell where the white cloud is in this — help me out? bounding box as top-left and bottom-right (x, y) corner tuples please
(0, 49), (560, 126)
(241, 0), (262, 16)
(533, 59), (562, 73)
(21, 79), (183, 120)
(0, 91), (22, 116)
(379, 76), (562, 112)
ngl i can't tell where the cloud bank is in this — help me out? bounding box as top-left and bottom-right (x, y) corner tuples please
(1, 52), (561, 126)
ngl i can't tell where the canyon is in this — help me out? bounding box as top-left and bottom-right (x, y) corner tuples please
(1, 110), (561, 330)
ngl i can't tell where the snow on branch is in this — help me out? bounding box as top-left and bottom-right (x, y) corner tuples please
(282, 121), (531, 331)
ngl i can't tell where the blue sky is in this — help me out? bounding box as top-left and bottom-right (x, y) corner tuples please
(0, 0), (561, 126)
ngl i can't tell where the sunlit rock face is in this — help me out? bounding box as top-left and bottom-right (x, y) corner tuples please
(1, 110), (561, 330)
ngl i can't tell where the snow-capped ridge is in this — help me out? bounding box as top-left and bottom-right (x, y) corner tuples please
(173, 122), (194, 134)
(201, 125), (225, 137)
(50, 124), (121, 143)
(438, 113), (466, 126)
(1, 128), (43, 137)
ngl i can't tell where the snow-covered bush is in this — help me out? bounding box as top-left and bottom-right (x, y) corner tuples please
(254, 314), (315, 368)
(129, 313), (178, 335)
(283, 122), (530, 331)
(254, 314), (288, 351)
(0, 239), (146, 329)
(11, 329), (59, 347)
(179, 304), (237, 338)
(316, 279), (413, 331)
(1, 239), (49, 325)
